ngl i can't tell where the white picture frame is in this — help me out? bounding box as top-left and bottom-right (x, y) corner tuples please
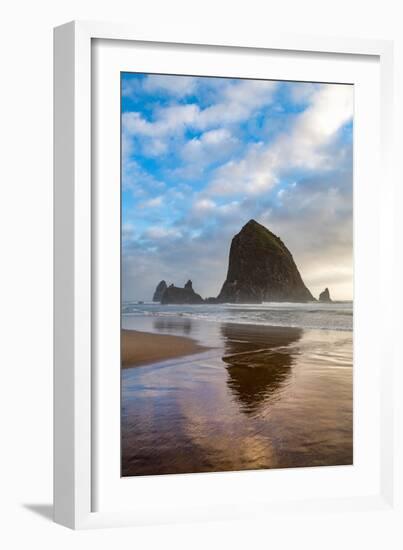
(54, 20), (396, 530)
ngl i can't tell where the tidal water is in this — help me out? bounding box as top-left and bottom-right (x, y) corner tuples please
(121, 308), (353, 476)
(122, 300), (353, 331)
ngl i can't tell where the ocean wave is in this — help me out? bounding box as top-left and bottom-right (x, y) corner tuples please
(122, 302), (353, 331)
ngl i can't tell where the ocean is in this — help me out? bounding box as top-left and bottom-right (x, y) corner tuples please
(122, 300), (353, 332)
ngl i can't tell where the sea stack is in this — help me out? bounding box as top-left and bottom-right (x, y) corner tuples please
(161, 280), (204, 305)
(319, 288), (332, 302)
(217, 219), (314, 303)
(153, 280), (168, 302)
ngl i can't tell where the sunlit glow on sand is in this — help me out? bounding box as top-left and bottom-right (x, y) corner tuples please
(121, 316), (352, 476)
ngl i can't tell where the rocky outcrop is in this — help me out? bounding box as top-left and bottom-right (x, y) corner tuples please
(161, 280), (204, 305)
(153, 280), (168, 302)
(217, 219), (314, 304)
(152, 221), (316, 305)
(319, 288), (332, 302)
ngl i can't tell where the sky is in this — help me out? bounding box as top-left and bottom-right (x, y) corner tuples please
(121, 73), (353, 302)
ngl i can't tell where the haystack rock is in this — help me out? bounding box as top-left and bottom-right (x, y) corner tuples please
(217, 219), (314, 303)
(161, 280), (204, 305)
(319, 288), (332, 302)
(153, 280), (168, 302)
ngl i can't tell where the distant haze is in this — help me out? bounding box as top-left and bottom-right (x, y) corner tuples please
(122, 74), (353, 302)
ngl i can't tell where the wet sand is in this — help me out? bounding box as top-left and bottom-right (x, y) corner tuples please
(121, 317), (353, 476)
(122, 329), (210, 368)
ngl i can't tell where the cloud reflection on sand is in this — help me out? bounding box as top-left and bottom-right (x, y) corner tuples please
(121, 316), (352, 476)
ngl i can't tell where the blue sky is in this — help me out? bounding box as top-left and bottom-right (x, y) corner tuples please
(121, 73), (353, 301)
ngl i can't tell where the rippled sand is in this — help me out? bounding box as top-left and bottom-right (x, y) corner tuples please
(121, 316), (352, 476)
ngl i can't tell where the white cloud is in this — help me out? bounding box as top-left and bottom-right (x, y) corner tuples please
(207, 84), (353, 196)
(180, 128), (239, 171)
(143, 75), (199, 96)
(122, 159), (166, 197)
(299, 84), (353, 138)
(282, 84), (353, 170)
(217, 200), (240, 216)
(188, 196), (241, 223)
(143, 196), (164, 208)
(122, 222), (135, 245)
(143, 226), (182, 240)
(122, 79), (278, 143)
(122, 74), (199, 99)
(122, 104), (199, 139)
(193, 198), (216, 212)
(200, 128), (231, 145)
(196, 79), (277, 128)
(144, 138), (168, 157)
(121, 78), (279, 177)
(288, 82), (318, 104)
(208, 141), (278, 195)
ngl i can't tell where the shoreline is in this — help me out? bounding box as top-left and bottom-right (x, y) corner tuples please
(122, 329), (210, 368)
(121, 315), (353, 371)
(121, 319), (353, 475)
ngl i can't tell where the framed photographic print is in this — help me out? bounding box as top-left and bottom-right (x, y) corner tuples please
(120, 73), (354, 478)
(54, 21), (396, 529)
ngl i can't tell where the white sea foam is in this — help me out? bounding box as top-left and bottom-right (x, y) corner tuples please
(122, 301), (353, 331)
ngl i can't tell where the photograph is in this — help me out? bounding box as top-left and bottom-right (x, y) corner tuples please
(120, 72), (353, 477)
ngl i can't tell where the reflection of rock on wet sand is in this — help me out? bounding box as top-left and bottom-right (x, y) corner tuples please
(221, 324), (302, 415)
(153, 317), (193, 334)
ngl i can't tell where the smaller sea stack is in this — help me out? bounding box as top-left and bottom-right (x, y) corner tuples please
(153, 280), (168, 302)
(160, 280), (204, 305)
(319, 288), (332, 302)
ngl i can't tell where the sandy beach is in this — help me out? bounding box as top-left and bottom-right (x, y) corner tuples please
(122, 328), (210, 368)
(121, 314), (353, 476)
